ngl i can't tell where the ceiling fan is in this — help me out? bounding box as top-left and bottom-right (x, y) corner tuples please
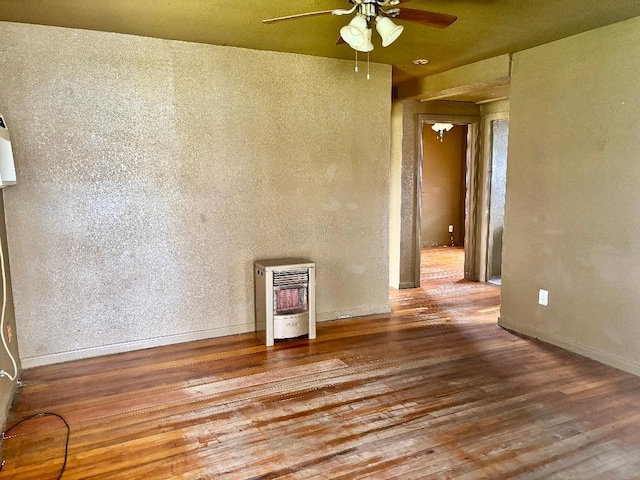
(263, 0), (457, 53)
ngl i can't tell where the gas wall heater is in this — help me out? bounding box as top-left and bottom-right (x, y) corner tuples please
(0, 114), (17, 187)
(255, 258), (316, 347)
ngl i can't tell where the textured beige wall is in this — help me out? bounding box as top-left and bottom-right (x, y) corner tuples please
(0, 192), (19, 429)
(0, 22), (391, 366)
(480, 99), (510, 117)
(389, 102), (403, 288)
(500, 16), (640, 375)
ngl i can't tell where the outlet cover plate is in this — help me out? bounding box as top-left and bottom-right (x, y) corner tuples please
(538, 289), (549, 306)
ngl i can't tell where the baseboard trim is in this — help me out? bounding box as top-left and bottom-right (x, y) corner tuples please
(21, 304), (393, 368)
(398, 282), (418, 289)
(499, 316), (640, 377)
(318, 304), (391, 322)
(20, 323), (256, 368)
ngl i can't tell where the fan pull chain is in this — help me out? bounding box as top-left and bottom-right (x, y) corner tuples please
(355, 50), (359, 73)
(367, 51), (370, 80)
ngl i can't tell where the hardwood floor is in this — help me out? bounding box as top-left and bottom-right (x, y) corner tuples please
(3, 246), (640, 479)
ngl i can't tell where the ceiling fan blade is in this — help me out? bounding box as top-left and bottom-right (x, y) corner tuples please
(394, 8), (457, 28)
(336, 35), (346, 45)
(262, 9), (336, 24)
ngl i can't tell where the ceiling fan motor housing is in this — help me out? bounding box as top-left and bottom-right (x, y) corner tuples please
(361, 0), (378, 22)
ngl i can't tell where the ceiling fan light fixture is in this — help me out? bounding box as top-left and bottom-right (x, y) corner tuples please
(432, 123), (454, 142)
(261, 2), (457, 78)
(376, 16), (404, 47)
(340, 15), (368, 48)
(354, 28), (374, 52)
(432, 123), (453, 132)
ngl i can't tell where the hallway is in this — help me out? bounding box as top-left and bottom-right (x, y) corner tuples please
(390, 246), (500, 316)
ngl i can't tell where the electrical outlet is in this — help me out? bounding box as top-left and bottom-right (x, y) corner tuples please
(538, 289), (549, 306)
(448, 225), (454, 233)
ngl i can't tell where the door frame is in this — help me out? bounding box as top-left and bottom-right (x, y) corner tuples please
(479, 112), (510, 282)
(415, 114), (481, 285)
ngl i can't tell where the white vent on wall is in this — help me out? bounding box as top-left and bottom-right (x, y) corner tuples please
(0, 114), (17, 187)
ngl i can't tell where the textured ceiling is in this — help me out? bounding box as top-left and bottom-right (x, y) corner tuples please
(1, 0), (640, 90)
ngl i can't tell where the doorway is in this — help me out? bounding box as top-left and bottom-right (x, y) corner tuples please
(420, 122), (469, 288)
(414, 114), (480, 286)
(486, 118), (509, 284)
(392, 109), (508, 290)
(420, 123), (468, 249)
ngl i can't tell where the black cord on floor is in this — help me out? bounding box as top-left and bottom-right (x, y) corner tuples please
(2, 412), (70, 479)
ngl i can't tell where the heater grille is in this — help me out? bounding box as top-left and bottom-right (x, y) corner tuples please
(273, 269), (309, 287)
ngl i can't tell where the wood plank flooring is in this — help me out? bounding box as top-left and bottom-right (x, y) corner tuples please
(3, 246), (640, 479)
